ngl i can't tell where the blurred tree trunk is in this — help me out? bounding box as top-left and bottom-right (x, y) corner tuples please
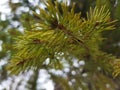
(28, 69), (39, 90)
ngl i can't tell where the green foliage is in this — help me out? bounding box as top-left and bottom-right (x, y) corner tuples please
(6, 0), (117, 75)
(0, 0), (119, 90)
(115, 0), (120, 20)
(96, 0), (111, 9)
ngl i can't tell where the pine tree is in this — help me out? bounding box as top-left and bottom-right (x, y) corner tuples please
(0, 0), (120, 90)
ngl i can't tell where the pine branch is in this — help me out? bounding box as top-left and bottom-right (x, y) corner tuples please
(6, 0), (117, 76)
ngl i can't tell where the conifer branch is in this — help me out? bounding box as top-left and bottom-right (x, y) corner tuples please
(6, 0), (117, 76)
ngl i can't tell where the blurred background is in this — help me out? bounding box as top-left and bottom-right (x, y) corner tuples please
(0, 0), (120, 90)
